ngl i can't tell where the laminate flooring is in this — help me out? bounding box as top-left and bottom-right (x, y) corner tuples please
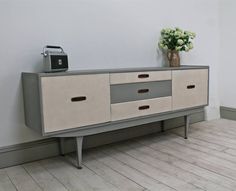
(1, 119), (236, 191)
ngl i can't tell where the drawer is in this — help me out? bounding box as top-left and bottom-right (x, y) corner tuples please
(111, 97), (172, 121)
(40, 74), (110, 133)
(111, 80), (172, 104)
(172, 69), (208, 110)
(110, 71), (171, 85)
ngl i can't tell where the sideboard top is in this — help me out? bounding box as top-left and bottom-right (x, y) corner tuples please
(22, 65), (209, 77)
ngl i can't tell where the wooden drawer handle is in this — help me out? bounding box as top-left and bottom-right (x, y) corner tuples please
(71, 96), (87, 102)
(138, 89), (149, 94)
(138, 74), (149, 79)
(139, 105), (150, 110)
(187, 85), (196, 89)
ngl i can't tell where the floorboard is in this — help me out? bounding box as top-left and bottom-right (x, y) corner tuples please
(112, 141), (231, 191)
(87, 150), (176, 191)
(0, 169), (17, 191)
(1, 119), (236, 191)
(5, 166), (42, 191)
(83, 153), (146, 191)
(137, 134), (236, 180)
(102, 146), (204, 191)
(132, 140), (236, 190)
(40, 157), (121, 191)
(23, 161), (68, 191)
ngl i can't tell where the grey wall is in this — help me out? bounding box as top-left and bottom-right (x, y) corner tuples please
(0, 0), (220, 147)
(219, 0), (236, 109)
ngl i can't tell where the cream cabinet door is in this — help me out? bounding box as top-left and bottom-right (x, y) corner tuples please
(40, 74), (110, 133)
(172, 69), (208, 110)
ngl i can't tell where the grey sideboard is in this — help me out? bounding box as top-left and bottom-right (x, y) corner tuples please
(22, 65), (209, 168)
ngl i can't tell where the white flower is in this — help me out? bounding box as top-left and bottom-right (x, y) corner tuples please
(191, 32), (196, 38)
(177, 39), (184, 45)
(175, 27), (183, 33)
(176, 46), (182, 51)
(164, 34), (169, 38)
(159, 27), (195, 52)
(185, 46), (190, 52)
(163, 45), (168, 50)
(188, 42), (193, 49)
(159, 43), (164, 48)
(181, 33), (186, 38)
(174, 31), (181, 37)
(166, 28), (171, 33)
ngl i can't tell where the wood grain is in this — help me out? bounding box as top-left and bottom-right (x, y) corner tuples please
(1, 119), (236, 191)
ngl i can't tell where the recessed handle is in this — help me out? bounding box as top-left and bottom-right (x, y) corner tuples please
(138, 74), (149, 79)
(139, 105), (150, 110)
(187, 85), (196, 89)
(71, 96), (87, 102)
(46, 45), (62, 49)
(138, 89), (149, 94)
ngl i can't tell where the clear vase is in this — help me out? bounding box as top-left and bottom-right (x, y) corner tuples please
(167, 50), (180, 67)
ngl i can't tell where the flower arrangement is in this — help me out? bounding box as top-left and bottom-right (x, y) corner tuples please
(159, 27), (196, 52)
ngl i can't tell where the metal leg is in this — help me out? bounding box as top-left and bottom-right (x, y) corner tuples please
(184, 115), (190, 139)
(76, 136), (83, 169)
(59, 138), (65, 156)
(161, 120), (165, 132)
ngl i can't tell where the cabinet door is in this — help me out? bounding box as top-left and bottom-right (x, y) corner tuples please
(40, 74), (110, 133)
(172, 69), (208, 110)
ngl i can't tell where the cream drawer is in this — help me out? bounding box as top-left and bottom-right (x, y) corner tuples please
(110, 71), (171, 85)
(41, 74), (110, 133)
(111, 97), (172, 121)
(172, 69), (208, 110)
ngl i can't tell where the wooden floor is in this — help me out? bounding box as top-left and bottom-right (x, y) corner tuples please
(2, 119), (236, 191)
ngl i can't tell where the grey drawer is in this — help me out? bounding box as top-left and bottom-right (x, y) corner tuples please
(111, 80), (172, 104)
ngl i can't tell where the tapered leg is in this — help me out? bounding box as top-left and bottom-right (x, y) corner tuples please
(76, 136), (83, 169)
(59, 138), (65, 156)
(184, 115), (190, 139)
(161, 120), (165, 132)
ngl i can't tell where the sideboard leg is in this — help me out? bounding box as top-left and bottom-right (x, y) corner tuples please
(59, 138), (65, 156)
(184, 115), (190, 139)
(75, 136), (83, 169)
(161, 120), (165, 132)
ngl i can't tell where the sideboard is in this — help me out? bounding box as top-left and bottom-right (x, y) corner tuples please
(22, 65), (209, 168)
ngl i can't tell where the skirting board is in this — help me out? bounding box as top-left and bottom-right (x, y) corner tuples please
(220, 106), (236, 120)
(0, 111), (204, 169)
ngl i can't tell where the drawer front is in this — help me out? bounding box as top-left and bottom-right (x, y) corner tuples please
(111, 80), (172, 104)
(172, 69), (208, 110)
(41, 74), (110, 133)
(111, 97), (172, 121)
(110, 71), (171, 85)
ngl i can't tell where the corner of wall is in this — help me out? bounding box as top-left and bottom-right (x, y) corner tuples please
(204, 106), (221, 121)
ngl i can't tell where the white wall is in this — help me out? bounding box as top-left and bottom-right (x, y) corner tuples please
(219, 0), (236, 108)
(0, 0), (220, 147)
